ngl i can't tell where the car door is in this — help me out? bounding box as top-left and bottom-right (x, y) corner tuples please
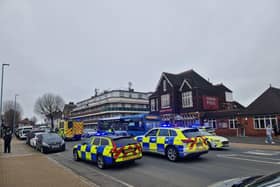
(157, 129), (170, 153)
(89, 137), (100, 162)
(142, 129), (158, 152)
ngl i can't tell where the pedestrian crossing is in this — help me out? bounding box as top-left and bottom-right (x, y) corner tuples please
(217, 150), (280, 165)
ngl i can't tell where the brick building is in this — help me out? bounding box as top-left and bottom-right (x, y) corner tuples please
(149, 69), (242, 126)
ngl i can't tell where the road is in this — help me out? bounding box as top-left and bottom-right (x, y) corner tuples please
(47, 140), (280, 187)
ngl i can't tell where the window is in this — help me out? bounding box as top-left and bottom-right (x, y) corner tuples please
(169, 130), (177, 136)
(209, 119), (217, 129)
(158, 129), (169, 136)
(161, 94), (170, 108)
(229, 118), (238, 129)
(146, 129), (158, 136)
(101, 139), (109, 146)
(150, 99), (156, 111)
(163, 80), (167, 92)
(182, 91), (193, 108)
(92, 138), (100, 145)
(254, 116), (277, 129)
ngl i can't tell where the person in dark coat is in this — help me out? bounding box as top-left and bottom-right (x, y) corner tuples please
(3, 126), (12, 153)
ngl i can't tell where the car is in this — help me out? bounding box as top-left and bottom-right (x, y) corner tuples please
(209, 171), (280, 187)
(135, 127), (209, 161)
(198, 126), (216, 135)
(199, 131), (229, 149)
(30, 132), (47, 148)
(26, 129), (46, 145)
(16, 126), (33, 139)
(82, 129), (97, 138)
(73, 135), (142, 169)
(36, 133), (65, 153)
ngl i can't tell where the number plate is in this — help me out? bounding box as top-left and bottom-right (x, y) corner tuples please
(123, 149), (135, 153)
(52, 145), (60, 148)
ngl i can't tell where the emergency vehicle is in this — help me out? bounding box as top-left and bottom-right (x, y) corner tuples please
(73, 134), (142, 169)
(135, 126), (209, 161)
(58, 120), (84, 141)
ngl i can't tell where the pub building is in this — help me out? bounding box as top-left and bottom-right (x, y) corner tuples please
(149, 69), (243, 128)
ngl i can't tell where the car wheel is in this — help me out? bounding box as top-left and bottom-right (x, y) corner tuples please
(166, 146), (178, 162)
(73, 150), (80, 161)
(97, 155), (105, 169)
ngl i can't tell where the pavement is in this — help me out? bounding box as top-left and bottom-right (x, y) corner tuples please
(227, 136), (280, 151)
(0, 138), (97, 187)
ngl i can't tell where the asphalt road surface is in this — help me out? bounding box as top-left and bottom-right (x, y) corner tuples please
(47, 140), (280, 187)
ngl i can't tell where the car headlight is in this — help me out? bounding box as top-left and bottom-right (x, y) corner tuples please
(61, 140), (65, 145)
(42, 142), (50, 147)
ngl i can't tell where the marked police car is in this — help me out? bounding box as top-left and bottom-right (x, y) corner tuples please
(73, 133), (142, 169)
(135, 127), (209, 161)
(199, 131), (229, 149)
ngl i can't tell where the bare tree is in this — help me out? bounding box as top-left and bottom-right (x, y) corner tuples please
(34, 93), (64, 130)
(3, 100), (23, 129)
(30, 116), (37, 126)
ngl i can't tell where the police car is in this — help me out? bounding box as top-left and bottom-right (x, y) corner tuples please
(73, 133), (142, 169)
(199, 131), (229, 149)
(135, 127), (209, 161)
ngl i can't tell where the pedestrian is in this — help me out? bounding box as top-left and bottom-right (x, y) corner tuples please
(3, 126), (12, 153)
(265, 124), (275, 144)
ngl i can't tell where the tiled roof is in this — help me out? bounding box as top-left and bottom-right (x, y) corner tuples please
(164, 69), (214, 89)
(244, 87), (280, 115)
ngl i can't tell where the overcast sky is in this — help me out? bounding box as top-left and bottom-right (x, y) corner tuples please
(0, 0), (280, 119)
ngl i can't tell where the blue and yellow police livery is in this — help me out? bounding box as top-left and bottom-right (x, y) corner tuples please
(73, 135), (142, 169)
(135, 127), (209, 161)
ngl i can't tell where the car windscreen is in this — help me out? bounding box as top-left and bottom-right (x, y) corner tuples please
(182, 129), (201, 138)
(113, 137), (137, 147)
(42, 134), (62, 143)
(199, 131), (213, 136)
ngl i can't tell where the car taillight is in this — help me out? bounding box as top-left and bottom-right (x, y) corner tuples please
(111, 141), (117, 153)
(181, 139), (194, 144)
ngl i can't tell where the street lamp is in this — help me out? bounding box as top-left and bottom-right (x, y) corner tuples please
(0, 63), (10, 134)
(13, 94), (19, 132)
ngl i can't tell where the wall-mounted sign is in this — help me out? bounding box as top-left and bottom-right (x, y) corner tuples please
(160, 108), (173, 113)
(202, 96), (219, 110)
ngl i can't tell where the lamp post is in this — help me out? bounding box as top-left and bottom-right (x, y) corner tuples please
(13, 94), (19, 133)
(0, 63), (9, 135)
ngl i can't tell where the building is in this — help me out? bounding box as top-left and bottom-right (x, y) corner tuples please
(62, 102), (76, 120)
(70, 90), (152, 128)
(149, 69), (243, 126)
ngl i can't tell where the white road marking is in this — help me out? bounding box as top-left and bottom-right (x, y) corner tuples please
(245, 150), (280, 156)
(217, 154), (280, 165)
(236, 154), (280, 161)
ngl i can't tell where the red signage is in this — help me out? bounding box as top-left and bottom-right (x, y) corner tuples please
(160, 108), (173, 113)
(202, 96), (219, 110)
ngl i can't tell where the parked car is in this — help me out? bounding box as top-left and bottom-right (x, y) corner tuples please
(209, 171), (280, 187)
(30, 132), (47, 148)
(73, 135), (142, 169)
(26, 130), (46, 145)
(16, 126), (33, 140)
(199, 131), (229, 149)
(36, 133), (65, 153)
(135, 127), (209, 161)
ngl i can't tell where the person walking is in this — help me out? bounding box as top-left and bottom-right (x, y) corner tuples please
(3, 126), (12, 153)
(265, 124), (275, 144)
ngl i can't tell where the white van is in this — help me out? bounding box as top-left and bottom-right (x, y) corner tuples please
(17, 126), (33, 139)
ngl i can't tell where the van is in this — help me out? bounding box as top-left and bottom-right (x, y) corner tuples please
(17, 126), (33, 140)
